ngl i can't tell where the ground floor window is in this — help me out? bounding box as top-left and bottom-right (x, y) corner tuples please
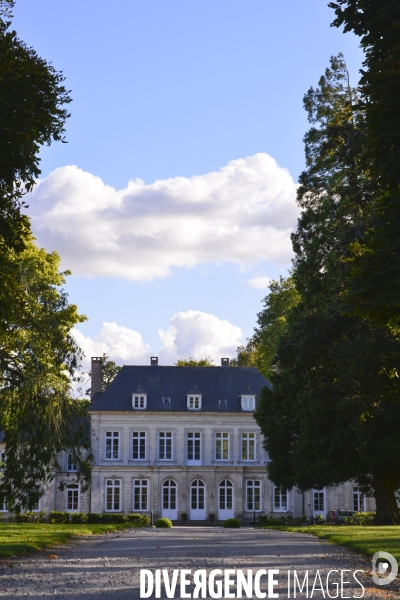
(106, 479), (121, 512)
(246, 480), (261, 511)
(66, 484), (80, 512)
(133, 479), (148, 511)
(353, 486), (365, 512)
(0, 494), (6, 512)
(313, 488), (325, 513)
(274, 486), (288, 511)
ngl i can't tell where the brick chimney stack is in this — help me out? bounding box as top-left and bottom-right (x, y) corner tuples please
(91, 356), (103, 398)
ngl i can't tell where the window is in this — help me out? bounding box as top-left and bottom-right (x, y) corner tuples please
(67, 452), (78, 472)
(132, 395), (147, 409)
(0, 494), (7, 512)
(106, 479), (121, 512)
(353, 486), (365, 512)
(66, 484), (80, 512)
(132, 432), (146, 460)
(158, 432), (172, 460)
(133, 479), (148, 511)
(274, 486), (289, 512)
(0, 451), (5, 467)
(241, 396), (256, 411)
(188, 396), (201, 410)
(215, 432), (229, 460)
(313, 488), (325, 513)
(241, 432), (255, 461)
(246, 480), (261, 511)
(105, 431), (120, 460)
(187, 432), (201, 465)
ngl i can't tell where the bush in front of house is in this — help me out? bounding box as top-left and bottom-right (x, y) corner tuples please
(49, 511), (70, 524)
(223, 518), (241, 528)
(127, 513), (151, 527)
(155, 517), (172, 528)
(69, 512), (88, 524)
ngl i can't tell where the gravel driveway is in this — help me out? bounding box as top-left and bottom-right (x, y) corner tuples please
(0, 526), (397, 599)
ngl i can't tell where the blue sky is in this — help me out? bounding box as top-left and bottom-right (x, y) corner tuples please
(13, 1), (364, 367)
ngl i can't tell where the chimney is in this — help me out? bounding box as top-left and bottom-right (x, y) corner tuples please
(151, 357), (158, 366)
(221, 358), (230, 367)
(91, 357), (103, 398)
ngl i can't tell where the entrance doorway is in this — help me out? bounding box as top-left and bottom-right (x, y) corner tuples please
(162, 479), (177, 520)
(190, 479), (205, 520)
(218, 479), (234, 520)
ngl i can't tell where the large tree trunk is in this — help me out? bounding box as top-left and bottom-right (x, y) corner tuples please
(372, 469), (400, 525)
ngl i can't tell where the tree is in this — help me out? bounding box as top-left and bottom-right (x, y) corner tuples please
(328, 1), (400, 326)
(0, 240), (90, 511)
(174, 357), (215, 367)
(255, 56), (400, 524)
(0, 9), (71, 253)
(252, 275), (300, 380)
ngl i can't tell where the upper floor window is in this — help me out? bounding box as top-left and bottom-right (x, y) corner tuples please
(274, 486), (289, 512)
(66, 484), (80, 512)
(105, 431), (120, 460)
(67, 452), (78, 472)
(0, 451), (5, 470)
(241, 396), (256, 411)
(241, 432), (256, 461)
(106, 479), (121, 512)
(215, 432), (229, 461)
(187, 432), (201, 465)
(132, 432), (146, 460)
(159, 432), (173, 460)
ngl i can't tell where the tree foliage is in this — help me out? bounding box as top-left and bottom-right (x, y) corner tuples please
(0, 6), (90, 511)
(255, 55), (400, 524)
(0, 240), (89, 511)
(0, 13), (71, 253)
(329, 1), (400, 325)
(174, 357), (215, 367)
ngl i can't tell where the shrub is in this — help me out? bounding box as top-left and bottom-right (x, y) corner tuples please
(223, 518), (240, 528)
(349, 512), (375, 526)
(49, 511), (70, 524)
(15, 513), (30, 523)
(69, 512), (88, 524)
(156, 517), (172, 528)
(127, 513), (151, 527)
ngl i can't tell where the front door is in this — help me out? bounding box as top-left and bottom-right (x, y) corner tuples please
(218, 479), (234, 520)
(190, 479), (205, 520)
(162, 479), (177, 520)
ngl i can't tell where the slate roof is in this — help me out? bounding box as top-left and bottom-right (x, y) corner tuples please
(90, 366), (271, 412)
(0, 430), (5, 444)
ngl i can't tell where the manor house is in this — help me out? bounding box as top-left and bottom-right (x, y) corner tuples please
(0, 357), (373, 522)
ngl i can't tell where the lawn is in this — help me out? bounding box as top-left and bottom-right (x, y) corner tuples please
(0, 522), (135, 559)
(268, 525), (400, 563)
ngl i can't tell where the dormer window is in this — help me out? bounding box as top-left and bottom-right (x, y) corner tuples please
(187, 386), (202, 410)
(132, 386), (147, 409)
(188, 395), (201, 409)
(241, 396), (255, 410)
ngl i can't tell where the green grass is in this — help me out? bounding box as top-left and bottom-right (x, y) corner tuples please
(267, 525), (400, 563)
(0, 522), (135, 559)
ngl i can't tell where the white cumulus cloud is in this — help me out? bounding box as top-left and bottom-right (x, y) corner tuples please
(73, 311), (243, 370)
(246, 276), (272, 290)
(158, 310), (243, 364)
(73, 322), (151, 370)
(28, 153), (298, 281)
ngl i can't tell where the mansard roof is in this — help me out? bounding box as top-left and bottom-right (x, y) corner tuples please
(90, 366), (271, 412)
